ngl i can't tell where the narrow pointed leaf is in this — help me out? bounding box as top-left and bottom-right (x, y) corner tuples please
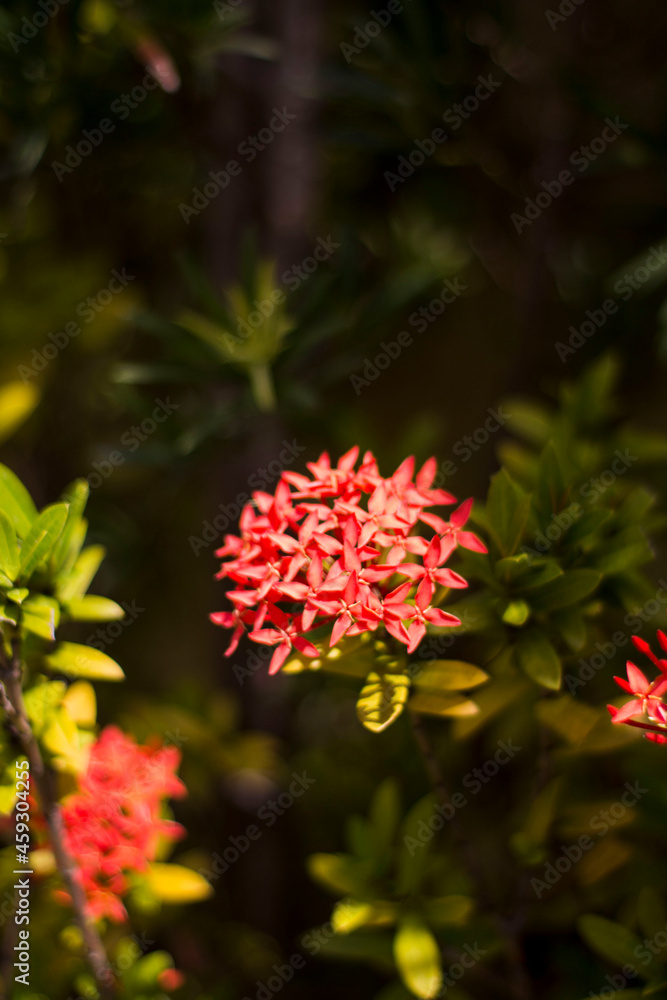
(0, 510), (19, 581)
(18, 503), (68, 582)
(394, 914), (442, 1000)
(45, 642), (124, 682)
(0, 463), (38, 537)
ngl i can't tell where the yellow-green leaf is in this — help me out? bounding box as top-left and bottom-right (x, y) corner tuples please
(0, 381), (39, 446)
(307, 853), (363, 896)
(409, 692), (479, 718)
(0, 463), (38, 537)
(143, 863), (214, 904)
(356, 671), (410, 733)
(413, 660), (489, 692)
(62, 681), (97, 728)
(517, 631), (562, 690)
(394, 914), (442, 1000)
(66, 596), (125, 622)
(45, 642), (124, 682)
(423, 895), (474, 927)
(332, 899), (376, 934)
(0, 509), (19, 582)
(56, 545), (106, 602)
(18, 503), (68, 582)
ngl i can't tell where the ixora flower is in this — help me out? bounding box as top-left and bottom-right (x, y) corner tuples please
(50, 726), (186, 922)
(608, 631), (667, 744)
(210, 447), (485, 675)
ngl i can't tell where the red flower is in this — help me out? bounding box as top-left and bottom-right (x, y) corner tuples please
(212, 449), (479, 671)
(608, 631), (667, 742)
(51, 727), (186, 922)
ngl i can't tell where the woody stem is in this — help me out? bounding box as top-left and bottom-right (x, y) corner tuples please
(0, 635), (116, 999)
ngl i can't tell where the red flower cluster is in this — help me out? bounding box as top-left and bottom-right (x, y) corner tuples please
(608, 631), (667, 743)
(211, 447), (486, 675)
(57, 726), (186, 921)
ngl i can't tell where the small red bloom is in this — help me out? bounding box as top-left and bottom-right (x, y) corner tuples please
(609, 632), (667, 742)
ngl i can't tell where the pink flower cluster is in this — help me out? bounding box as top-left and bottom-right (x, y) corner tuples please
(211, 447), (486, 675)
(608, 631), (667, 744)
(56, 726), (186, 921)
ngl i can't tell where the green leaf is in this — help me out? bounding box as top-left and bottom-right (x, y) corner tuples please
(51, 479), (90, 574)
(535, 695), (600, 745)
(22, 595), (59, 642)
(553, 608), (587, 651)
(143, 863), (214, 903)
(396, 797), (437, 896)
(517, 631), (562, 690)
(369, 779), (401, 859)
(502, 599), (531, 626)
(55, 545), (106, 603)
(44, 642), (124, 682)
(536, 443), (567, 516)
(413, 660), (489, 692)
(0, 510), (19, 582)
(357, 671), (410, 733)
(423, 896), (474, 927)
(591, 530), (653, 574)
(22, 604), (57, 641)
(18, 503), (68, 583)
(7, 588), (28, 605)
(495, 553), (531, 585)
(307, 853), (365, 896)
(578, 915), (661, 976)
(394, 914), (443, 1000)
(332, 899), (378, 935)
(486, 470), (529, 555)
(24, 680), (67, 736)
(0, 463), (38, 537)
(528, 569), (602, 612)
(504, 399), (551, 444)
(65, 596), (125, 622)
(565, 509), (612, 545)
(409, 692), (479, 718)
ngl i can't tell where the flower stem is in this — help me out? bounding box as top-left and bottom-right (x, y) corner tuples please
(249, 363), (276, 411)
(0, 636), (116, 998)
